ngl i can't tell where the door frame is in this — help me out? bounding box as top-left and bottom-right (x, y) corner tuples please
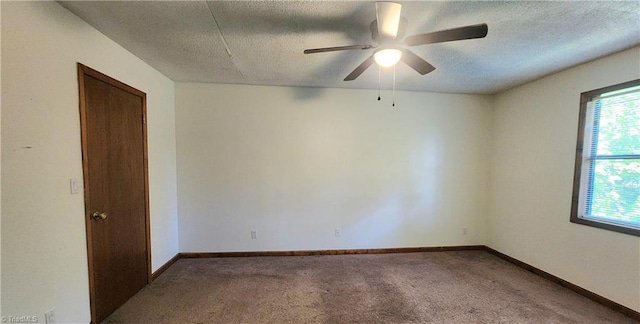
(77, 63), (152, 323)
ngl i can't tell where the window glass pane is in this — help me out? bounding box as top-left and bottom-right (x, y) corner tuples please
(594, 92), (640, 156)
(587, 159), (640, 227)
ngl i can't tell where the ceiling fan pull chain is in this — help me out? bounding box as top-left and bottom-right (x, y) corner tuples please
(392, 65), (396, 107)
(378, 66), (381, 101)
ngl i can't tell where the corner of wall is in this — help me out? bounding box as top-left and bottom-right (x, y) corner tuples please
(485, 46), (640, 311)
(2, 1), (180, 320)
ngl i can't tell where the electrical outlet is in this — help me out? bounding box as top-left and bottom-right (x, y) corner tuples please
(250, 230), (257, 240)
(334, 228), (341, 237)
(45, 309), (56, 324)
(462, 227), (468, 236)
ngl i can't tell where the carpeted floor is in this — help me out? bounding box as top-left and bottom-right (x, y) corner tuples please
(103, 251), (636, 323)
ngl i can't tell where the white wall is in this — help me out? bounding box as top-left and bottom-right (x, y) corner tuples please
(488, 46), (640, 312)
(0, 2), (3, 316)
(176, 83), (492, 252)
(1, 2), (179, 322)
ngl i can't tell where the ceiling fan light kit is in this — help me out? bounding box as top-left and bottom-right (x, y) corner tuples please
(374, 48), (402, 67)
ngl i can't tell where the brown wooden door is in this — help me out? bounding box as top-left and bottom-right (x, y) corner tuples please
(78, 64), (151, 324)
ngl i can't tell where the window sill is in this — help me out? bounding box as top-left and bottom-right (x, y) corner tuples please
(570, 216), (640, 237)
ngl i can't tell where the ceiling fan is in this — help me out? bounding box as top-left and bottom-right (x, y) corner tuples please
(303, 2), (488, 81)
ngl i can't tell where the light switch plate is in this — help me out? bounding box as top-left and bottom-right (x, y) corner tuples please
(45, 309), (55, 324)
(70, 178), (80, 194)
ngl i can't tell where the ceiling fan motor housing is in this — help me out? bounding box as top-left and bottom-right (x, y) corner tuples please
(370, 18), (408, 45)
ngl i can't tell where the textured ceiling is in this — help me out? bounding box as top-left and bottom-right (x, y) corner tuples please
(58, 1), (640, 94)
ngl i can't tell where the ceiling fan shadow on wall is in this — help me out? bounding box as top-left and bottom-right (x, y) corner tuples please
(303, 2), (488, 83)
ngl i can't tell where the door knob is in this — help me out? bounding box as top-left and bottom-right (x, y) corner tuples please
(92, 211), (107, 220)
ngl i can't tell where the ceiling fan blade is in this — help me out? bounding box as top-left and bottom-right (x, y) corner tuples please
(376, 2), (402, 38)
(344, 56), (375, 81)
(304, 45), (374, 54)
(401, 50), (436, 75)
(404, 23), (488, 46)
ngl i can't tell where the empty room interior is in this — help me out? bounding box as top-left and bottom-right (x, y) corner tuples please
(1, 1), (639, 323)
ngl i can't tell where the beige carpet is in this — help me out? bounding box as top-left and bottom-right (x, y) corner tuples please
(103, 251), (636, 323)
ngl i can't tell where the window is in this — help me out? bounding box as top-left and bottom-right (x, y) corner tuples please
(571, 79), (640, 236)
